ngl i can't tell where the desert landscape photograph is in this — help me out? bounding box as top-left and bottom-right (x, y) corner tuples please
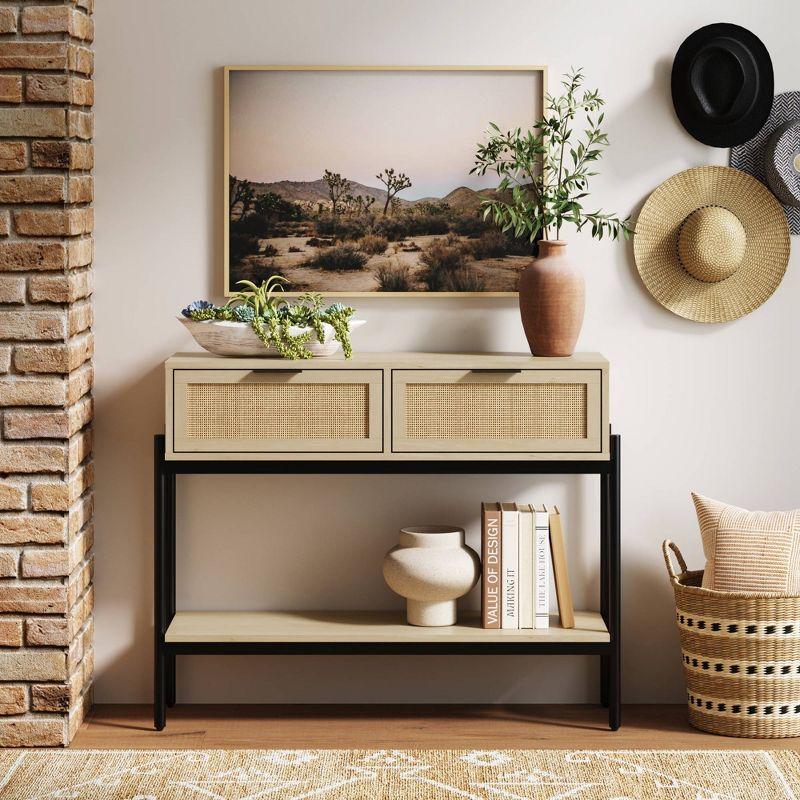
(226, 68), (543, 294)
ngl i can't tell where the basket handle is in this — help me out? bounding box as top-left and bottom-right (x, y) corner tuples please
(662, 539), (688, 580)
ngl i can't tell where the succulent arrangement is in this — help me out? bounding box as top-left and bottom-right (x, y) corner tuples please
(181, 276), (357, 359)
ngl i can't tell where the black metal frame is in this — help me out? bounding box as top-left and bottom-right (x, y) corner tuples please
(154, 433), (621, 731)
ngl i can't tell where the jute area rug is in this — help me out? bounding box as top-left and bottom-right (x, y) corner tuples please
(1, 748), (799, 799)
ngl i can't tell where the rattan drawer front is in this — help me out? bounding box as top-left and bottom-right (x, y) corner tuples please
(185, 383), (368, 439)
(173, 369), (383, 453)
(405, 382), (587, 440)
(392, 369), (602, 453)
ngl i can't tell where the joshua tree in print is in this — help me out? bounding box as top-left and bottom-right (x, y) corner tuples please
(323, 170), (352, 215)
(229, 175), (254, 220)
(376, 168), (412, 216)
(254, 191), (280, 220)
(353, 195), (376, 216)
(342, 193), (361, 216)
(254, 191), (301, 222)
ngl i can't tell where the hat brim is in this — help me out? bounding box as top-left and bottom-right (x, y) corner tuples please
(671, 23), (774, 148)
(634, 166), (790, 322)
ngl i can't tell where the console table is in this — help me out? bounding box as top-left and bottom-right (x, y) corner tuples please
(155, 351), (620, 730)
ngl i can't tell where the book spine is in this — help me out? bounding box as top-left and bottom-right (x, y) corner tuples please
(501, 508), (519, 629)
(549, 508), (575, 629)
(534, 509), (550, 629)
(518, 507), (534, 629)
(481, 504), (502, 629)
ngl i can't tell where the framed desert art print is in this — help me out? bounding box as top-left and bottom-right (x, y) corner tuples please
(224, 66), (546, 297)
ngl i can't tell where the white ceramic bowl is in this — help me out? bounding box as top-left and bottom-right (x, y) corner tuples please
(178, 316), (366, 358)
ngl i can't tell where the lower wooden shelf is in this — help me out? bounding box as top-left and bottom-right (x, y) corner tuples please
(165, 609), (609, 644)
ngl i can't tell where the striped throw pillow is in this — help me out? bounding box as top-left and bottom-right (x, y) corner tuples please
(693, 493), (800, 592)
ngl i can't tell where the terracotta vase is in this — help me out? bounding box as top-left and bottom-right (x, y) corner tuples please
(518, 240), (585, 357)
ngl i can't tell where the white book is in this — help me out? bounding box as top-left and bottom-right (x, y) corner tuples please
(534, 506), (550, 629)
(518, 504), (534, 629)
(500, 503), (519, 629)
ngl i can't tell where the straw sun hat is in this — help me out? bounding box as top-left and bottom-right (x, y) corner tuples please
(633, 166), (790, 322)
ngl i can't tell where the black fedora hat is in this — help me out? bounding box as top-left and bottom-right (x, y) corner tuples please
(671, 23), (773, 147)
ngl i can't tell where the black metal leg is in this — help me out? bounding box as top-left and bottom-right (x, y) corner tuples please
(166, 471), (177, 707)
(608, 434), (621, 730)
(155, 649), (166, 731)
(154, 435), (167, 730)
(600, 657), (609, 708)
(600, 456), (610, 709)
(167, 655), (176, 708)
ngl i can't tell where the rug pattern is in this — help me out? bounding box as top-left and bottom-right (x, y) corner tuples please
(0, 748), (799, 800)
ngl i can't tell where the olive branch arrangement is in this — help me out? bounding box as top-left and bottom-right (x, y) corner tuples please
(181, 275), (356, 359)
(472, 68), (633, 243)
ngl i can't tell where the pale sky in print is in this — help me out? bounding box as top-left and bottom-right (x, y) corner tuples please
(228, 69), (542, 200)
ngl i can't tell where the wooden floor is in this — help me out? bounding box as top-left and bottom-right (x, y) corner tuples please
(72, 704), (800, 750)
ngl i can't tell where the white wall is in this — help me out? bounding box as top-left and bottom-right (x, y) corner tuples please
(93, 0), (800, 703)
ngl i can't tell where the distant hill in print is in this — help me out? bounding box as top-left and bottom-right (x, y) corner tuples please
(247, 179), (498, 211)
(441, 186), (496, 211)
(251, 179), (390, 206)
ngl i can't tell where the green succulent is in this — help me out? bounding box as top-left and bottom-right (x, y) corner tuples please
(226, 275), (288, 317)
(231, 305), (255, 323)
(250, 314), (313, 360)
(180, 276), (357, 359)
(182, 300), (214, 318)
(321, 303), (356, 358)
(188, 307), (217, 321)
(298, 292), (325, 314)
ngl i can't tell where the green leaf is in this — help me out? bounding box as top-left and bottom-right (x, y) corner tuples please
(471, 67), (625, 249)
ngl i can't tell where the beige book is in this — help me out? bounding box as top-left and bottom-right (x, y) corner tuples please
(533, 505), (550, 630)
(549, 506), (575, 629)
(500, 503), (519, 629)
(518, 504), (534, 629)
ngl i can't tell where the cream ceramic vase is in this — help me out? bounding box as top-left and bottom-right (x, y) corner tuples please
(518, 240), (585, 357)
(382, 526), (480, 626)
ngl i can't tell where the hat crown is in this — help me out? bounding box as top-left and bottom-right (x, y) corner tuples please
(671, 23), (774, 147)
(678, 206), (746, 283)
(690, 43), (752, 121)
(764, 118), (800, 208)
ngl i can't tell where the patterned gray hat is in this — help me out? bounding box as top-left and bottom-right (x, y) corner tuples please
(730, 91), (800, 233)
(765, 120), (800, 208)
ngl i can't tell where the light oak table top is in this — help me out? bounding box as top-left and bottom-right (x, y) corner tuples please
(165, 610), (609, 644)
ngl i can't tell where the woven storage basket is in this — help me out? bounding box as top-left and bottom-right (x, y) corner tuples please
(664, 539), (800, 738)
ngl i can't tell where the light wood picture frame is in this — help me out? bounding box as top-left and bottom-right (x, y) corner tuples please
(224, 65), (547, 297)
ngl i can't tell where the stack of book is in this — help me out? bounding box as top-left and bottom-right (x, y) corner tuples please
(481, 502), (574, 630)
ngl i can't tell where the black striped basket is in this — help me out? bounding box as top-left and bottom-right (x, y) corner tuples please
(663, 539), (800, 738)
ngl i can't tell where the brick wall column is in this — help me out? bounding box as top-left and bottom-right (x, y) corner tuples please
(0, 0), (93, 746)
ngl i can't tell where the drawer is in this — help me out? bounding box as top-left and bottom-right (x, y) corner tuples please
(391, 369), (603, 454)
(171, 368), (383, 454)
